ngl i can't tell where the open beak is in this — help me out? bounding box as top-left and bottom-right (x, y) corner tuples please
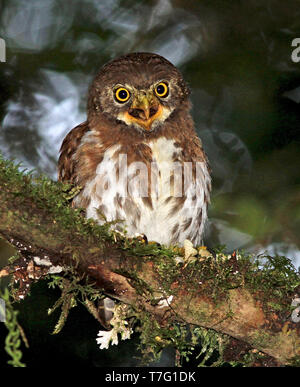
(125, 92), (162, 131)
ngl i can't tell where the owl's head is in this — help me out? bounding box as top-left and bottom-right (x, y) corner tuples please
(88, 53), (190, 133)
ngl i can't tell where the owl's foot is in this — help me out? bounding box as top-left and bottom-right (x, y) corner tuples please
(174, 240), (213, 266)
(133, 233), (162, 248)
(134, 233), (148, 243)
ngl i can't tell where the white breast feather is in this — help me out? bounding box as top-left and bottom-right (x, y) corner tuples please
(75, 136), (210, 246)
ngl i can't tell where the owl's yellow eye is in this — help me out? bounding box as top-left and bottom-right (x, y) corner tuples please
(155, 82), (169, 98)
(114, 87), (130, 103)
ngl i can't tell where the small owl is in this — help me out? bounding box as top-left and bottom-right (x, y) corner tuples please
(58, 52), (211, 248)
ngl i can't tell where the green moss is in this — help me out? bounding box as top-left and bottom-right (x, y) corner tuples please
(242, 254), (300, 317)
(135, 311), (229, 366)
(287, 355), (300, 367)
(1, 154), (299, 366)
(46, 272), (105, 334)
(242, 349), (267, 366)
(0, 287), (27, 367)
(250, 330), (273, 350)
(114, 267), (155, 299)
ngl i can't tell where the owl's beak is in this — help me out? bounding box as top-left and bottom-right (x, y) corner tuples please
(126, 93), (162, 131)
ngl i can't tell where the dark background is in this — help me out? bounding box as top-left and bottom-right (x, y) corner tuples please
(0, 0), (300, 367)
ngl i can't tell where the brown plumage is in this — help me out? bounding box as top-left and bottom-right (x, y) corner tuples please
(59, 52), (211, 246)
(58, 52), (211, 327)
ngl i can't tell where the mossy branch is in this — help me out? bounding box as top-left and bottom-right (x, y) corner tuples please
(0, 155), (299, 366)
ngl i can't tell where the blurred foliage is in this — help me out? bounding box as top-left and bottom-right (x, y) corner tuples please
(0, 0), (300, 366)
(0, 0), (299, 259)
(0, 288), (27, 367)
(0, 155), (299, 367)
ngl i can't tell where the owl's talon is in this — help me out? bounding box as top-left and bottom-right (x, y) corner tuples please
(134, 233), (148, 244)
(184, 239), (198, 260)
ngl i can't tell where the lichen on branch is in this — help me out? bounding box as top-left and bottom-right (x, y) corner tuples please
(0, 154), (299, 366)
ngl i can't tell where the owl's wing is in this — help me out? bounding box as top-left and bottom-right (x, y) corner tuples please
(191, 135), (210, 165)
(190, 134), (212, 197)
(58, 121), (90, 183)
(58, 121), (116, 328)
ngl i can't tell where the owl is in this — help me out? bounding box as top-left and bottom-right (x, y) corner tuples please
(58, 52), (211, 249)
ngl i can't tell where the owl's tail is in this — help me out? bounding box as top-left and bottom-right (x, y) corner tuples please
(98, 297), (115, 329)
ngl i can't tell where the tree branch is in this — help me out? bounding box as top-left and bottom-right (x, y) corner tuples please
(0, 156), (299, 365)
